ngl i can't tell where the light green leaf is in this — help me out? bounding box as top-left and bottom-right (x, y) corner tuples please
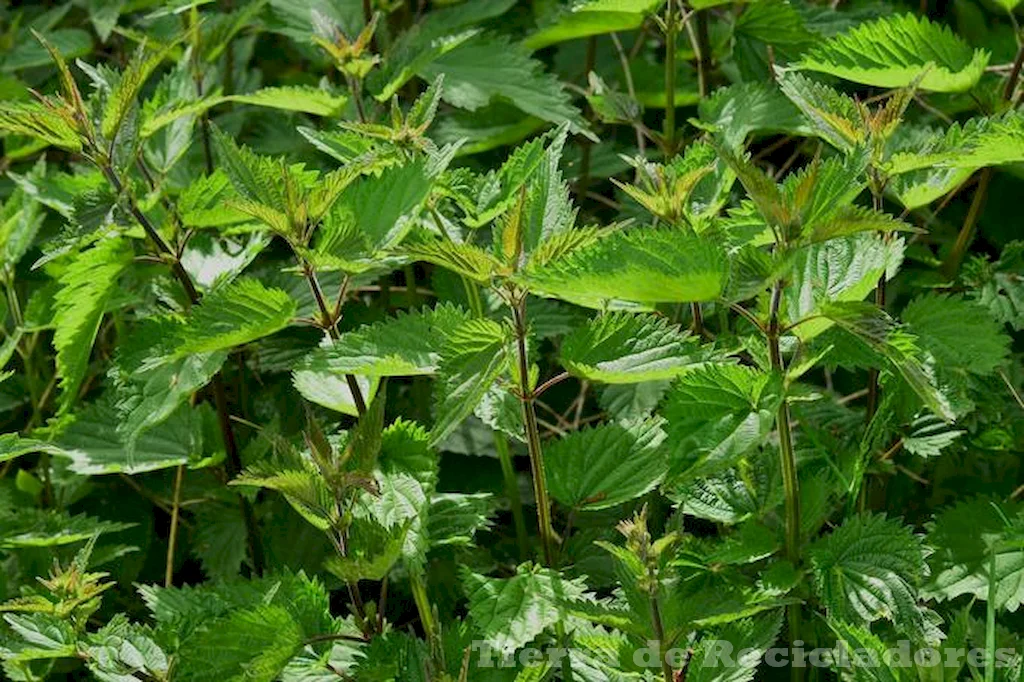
(52, 239), (133, 412)
(795, 14), (989, 92)
(523, 0), (665, 50)
(560, 312), (710, 383)
(544, 417), (667, 510)
(298, 304), (471, 377)
(902, 293), (1010, 376)
(785, 234), (905, 340)
(420, 34), (589, 136)
(520, 227), (729, 306)
(430, 318), (509, 445)
(175, 278), (296, 356)
(225, 85), (347, 116)
(661, 365), (782, 482)
(821, 301), (954, 421)
(461, 563), (591, 654)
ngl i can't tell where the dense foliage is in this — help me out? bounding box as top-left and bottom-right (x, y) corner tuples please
(0, 0), (1023, 680)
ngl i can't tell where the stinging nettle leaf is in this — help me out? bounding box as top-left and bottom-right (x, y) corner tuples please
(560, 311), (712, 384)
(795, 14), (989, 93)
(544, 417), (668, 510)
(52, 238), (133, 412)
(174, 278), (297, 356)
(298, 304), (471, 378)
(520, 227), (729, 307)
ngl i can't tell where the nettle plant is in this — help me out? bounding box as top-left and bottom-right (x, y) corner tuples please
(0, 0), (1022, 681)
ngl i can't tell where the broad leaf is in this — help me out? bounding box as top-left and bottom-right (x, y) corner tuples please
(175, 278), (296, 356)
(560, 311), (710, 383)
(461, 563), (591, 654)
(661, 365), (783, 482)
(544, 417), (667, 510)
(809, 513), (929, 635)
(52, 239), (132, 412)
(796, 14), (989, 92)
(520, 227), (729, 306)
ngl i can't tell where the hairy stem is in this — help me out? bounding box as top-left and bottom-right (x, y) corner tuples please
(768, 280), (802, 680)
(511, 295), (556, 566)
(99, 161), (264, 576)
(942, 168), (992, 280)
(495, 434), (530, 559)
(664, 0), (678, 155)
(865, 189), (886, 422)
(650, 592), (674, 682)
(410, 570), (439, 658)
(165, 464), (185, 587)
(300, 260), (367, 416)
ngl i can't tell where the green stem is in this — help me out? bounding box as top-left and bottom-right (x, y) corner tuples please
(664, 0), (677, 154)
(98, 160), (264, 576)
(410, 570), (439, 657)
(165, 464), (185, 587)
(495, 434), (530, 560)
(650, 592), (674, 682)
(985, 541), (997, 682)
(941, 168), (992, 280)
(511, 295), (555, 566)
(300, 260), (367, 416)
(768, 280), (802, 682)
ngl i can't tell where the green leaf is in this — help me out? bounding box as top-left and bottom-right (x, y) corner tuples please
(661, 365), (783, 482)
(83, 615), (168, 682)
(461, 563), (591, 654)
(559, 312), (710, 383)
(785, 234), (905, 340)
(821, 301), (954, 421)
(925, 498), (1024, 612)
(520, 227), (729, 306)
(425, 493), (495, 547)
(902, 293), (1010, 377)
(299, 304), (471, 377)
(809, 513), (929, 635)
(420, 34), (590, 137)
(174, 278), (296, 356)
(402, 236), (505, 284)
(777, 71), (865, 152)
(52, 239), (132, 412)
(523, 0), (665, 50)
(0, 508), (132, 549)
(698, 81), (813, 151)
(336, 158), (434, 251)
(687, 611), (783, 682)
(225, 85), (348, 116)
(0, 101), (81, 152)
(544, 417), (667, 510)
(430, 318), (509, 445)
(292, 369), (378, 417)
(795, 14), (989, 92)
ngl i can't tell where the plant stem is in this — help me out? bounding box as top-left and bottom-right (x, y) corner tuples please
(165, 464), (185, 587)
(300, 260), (367, 416)
(985, 542), (997, 682)
(495, 435), (530, 559)
(511, 295), (556, 566)
(865, 189), (886, 422)
(410, 569), (439, 656)
(942, 168), (993, 280)
(663, 0), (677, 155)
(694, 8), (710, 97)
(98, 161), (264, 576)
(650, 592), (674, 682)
(768, 279), (802, 681)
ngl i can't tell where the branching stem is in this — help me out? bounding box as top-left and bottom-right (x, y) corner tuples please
(511, 294), (556, 566)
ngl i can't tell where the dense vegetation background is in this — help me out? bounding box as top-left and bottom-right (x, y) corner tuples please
(0, 0), (1023, 680)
